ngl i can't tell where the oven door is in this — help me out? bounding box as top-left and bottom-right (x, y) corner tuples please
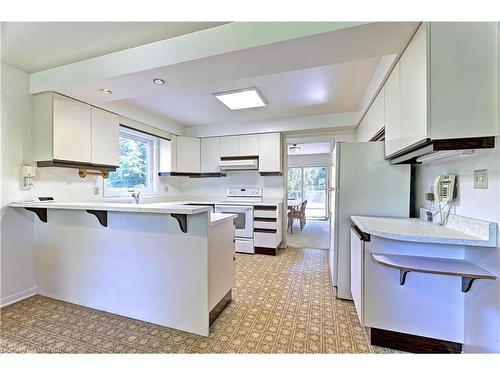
(215, 205), (253, 238)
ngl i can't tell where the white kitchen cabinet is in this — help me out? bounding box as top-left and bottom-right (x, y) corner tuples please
(350, 227), (364, 325)
(239, 134), (259, 156)
(220, 134), (259, 157)
(220, 136), (240, 157)
(176, 136), (201, 173)
(399, 23), (427, 150)
(368, 89), (385, 140)
(383, 22), (498, 158)
(258, 133), (282, 173)
(253, 204), (283, 255)
(91, 107), (119, 166)
(52, 93), (92, 163)
(159, 138), (173, 173)
(34, 92), (119, 167)
(356, 115), (369, 142)
(201, 137), (221, 173)
(384, 62), (401, 157)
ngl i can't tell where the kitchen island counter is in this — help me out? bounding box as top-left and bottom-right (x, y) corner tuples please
(9, 200), (235, 336)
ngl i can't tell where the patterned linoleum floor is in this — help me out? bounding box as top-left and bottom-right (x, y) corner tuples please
(0, 247), (400, 353)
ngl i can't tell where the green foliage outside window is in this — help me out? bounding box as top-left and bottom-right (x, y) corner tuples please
(108, 136), (149, 189)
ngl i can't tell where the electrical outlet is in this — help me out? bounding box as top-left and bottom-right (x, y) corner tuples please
(93, 186), (100, 195)
(474, 169), (488, 189)
(164, 185), (169, 193)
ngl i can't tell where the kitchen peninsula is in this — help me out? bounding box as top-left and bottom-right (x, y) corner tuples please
(8, 201), (236, 336)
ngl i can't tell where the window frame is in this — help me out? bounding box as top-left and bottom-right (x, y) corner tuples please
(103, 126), (159, 197)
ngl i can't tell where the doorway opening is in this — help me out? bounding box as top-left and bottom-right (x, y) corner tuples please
(285, 141), (331, 250)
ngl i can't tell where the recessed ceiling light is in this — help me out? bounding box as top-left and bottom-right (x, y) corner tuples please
(99, 88), (112, 95)
(214, 88), (267, 110)
(152, 78), (166, 85)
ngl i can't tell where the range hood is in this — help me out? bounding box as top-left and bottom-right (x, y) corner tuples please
(389, 137), (495, 165)
(218, 156), (259, 171)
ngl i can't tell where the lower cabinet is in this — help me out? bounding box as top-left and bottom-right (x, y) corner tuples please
(253, 204), (282, 255)
(350, 227), (365, 325)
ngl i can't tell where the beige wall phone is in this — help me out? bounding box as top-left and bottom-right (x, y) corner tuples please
(432, 174), (457, 225)
(433, 174), (457, 202)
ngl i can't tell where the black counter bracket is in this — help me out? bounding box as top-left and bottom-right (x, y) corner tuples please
(25, 207), (47, 223)
(399, 270), (480, 293)
(86, 210), (108, 227)
(171, 213), (188, 233)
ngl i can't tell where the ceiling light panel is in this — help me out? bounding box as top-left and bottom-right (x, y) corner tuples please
(214, 88), (266, 110)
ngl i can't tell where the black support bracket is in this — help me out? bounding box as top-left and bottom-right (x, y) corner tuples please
(25, 207), (47, 223)
(170, 213), (188, 233)
(461, 277), (477, 293)
(86, 210), (108, 227)
(400, 270), (410, 285)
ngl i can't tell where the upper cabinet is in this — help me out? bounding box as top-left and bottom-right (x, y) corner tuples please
(176, 136), (201, 174)
(383, 61), (401, 156)
(399, 23), (427, 150)
(34, 92), (119, 167)
(220, 134), (259, 157)
(91, 107), (120, 166)
(258, 133), (282, 174)
(201, 137), (221, 173)
(383, 22), (498, 158)
(356, 89), (384, 142)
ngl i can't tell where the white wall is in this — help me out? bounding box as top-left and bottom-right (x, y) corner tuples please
(186, 113), (357, 137)
(181, 171), (284, 200)
(0, 63), (36, 305)
(288, 153), (330, 167)
(414, 138), (500, 353)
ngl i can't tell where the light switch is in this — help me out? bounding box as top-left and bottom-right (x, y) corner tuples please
(474, 169), (488, 189)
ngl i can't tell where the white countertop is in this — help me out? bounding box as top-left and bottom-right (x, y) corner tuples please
(209, 213), (237, 226)
(351, 215), (497, 247)
(9, 200), (212, 215)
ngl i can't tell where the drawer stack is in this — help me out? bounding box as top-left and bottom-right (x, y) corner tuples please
(253, 204), (282, 256)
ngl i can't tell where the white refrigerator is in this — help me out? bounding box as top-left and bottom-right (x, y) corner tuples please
(329, 142), (410, 300)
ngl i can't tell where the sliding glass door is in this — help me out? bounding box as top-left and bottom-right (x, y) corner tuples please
(287, 166), (328, 219)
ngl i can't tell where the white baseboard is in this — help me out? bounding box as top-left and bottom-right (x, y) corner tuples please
(0, 287), (38, 308)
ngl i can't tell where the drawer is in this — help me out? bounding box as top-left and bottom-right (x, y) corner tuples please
(254, 231), (277, 248)
(235, 238), (254, 254)
(254, 220), (277, 230)
(254, 210), (277, 219)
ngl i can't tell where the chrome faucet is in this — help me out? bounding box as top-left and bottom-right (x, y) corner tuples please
(132, 192), (141, 204)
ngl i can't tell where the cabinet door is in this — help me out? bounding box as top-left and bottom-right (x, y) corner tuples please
(91, 107), (119, 166)
(400, 23), (428, 150)
(239, 134), (259, 156)
(350, 228), (364, 325)
(176, 136), (200, 173)
(53, 94), (91, 162)
(258, 133), (281, 173)
(384, 62), (401, 157)
(201, 137), (221, 173)
(356, 116), (368, 142)
(369, 90), (385, 139)
(159, 139), (173, 173)
(220, 136), (240, 157)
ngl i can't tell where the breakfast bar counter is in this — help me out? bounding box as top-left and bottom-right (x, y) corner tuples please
(9, 200), (236, 336)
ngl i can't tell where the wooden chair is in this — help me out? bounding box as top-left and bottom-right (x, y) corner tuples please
(288, 200), (308, 232)
(297, 200), (307, 231)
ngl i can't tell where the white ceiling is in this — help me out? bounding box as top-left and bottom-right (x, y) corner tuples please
(50, 22), (419, 127)
(288, 142), (331, 155)
(1, 21), (420, 131)
(0, 22), (227, 72)
(117, 57), (380, 125)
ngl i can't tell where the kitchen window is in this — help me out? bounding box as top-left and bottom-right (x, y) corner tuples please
(104, 127), (158, 197)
